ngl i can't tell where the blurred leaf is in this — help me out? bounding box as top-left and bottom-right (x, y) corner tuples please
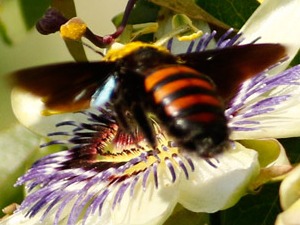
(51, 0), (76, 19)
(279, 137), (300, 164)
(0, 123), (65, 217)
(0, 124), (40, 216)
(195, 0), (259, 29)
(164, 204), (210, 225)
(63, 39), (88, 62)
(220, 182), (281, 225)
(0, 0), (29, 44)
(112, 13), (124, 28)
(19, 0), (51, 29)
(113, 0), (160, 43)
(0, 74), (16, 129)
(289, 51), (300, 68)
(128, 0), (160, 24)
(0, 19), (12, 44)
(150, 0), (230, 30)
(0, 0), (51, 44)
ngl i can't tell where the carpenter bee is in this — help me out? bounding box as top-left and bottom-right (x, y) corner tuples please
(11, 41), (286, 157)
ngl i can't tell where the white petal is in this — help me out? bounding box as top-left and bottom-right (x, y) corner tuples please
(75, 166), (180, 225)
(5, 160), (181, 225)
(279, 165), (300, 210)
(240, 0), (300, 69)
(0, 211), (39, 225)
(1, 178), (178, 225)
(0, 210), (68, 225)
(178, 142), (259, 212)
(82, 175), (179, 225)
(229, 65), (300, 140)
(276, 199), (300, 225)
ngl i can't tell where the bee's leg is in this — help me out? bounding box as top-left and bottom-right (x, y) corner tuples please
(132, 104), (157, 149)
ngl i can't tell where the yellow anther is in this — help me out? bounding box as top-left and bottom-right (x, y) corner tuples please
(60, 17), (87, 41)
(177, 30), (203, 41)
(172, 14), (203, 42)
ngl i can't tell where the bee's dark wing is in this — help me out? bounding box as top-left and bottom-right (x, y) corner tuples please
(177, 44), (286, 101)
(10, 62), (115, 113)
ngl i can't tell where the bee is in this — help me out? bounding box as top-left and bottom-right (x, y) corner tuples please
(11, 41), (286, 157)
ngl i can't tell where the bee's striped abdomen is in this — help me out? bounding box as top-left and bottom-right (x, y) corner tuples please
(145, 66), (229, 156)
(145, 66), (223, 121)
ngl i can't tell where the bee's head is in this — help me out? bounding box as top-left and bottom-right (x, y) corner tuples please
(104, 42), (176, 73)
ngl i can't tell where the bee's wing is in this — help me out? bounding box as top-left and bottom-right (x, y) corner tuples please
(10, 62), (115, 113)
(177, 44), (286, 101)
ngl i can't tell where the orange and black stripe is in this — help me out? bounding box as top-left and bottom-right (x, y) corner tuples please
(145, 66), (224, 124)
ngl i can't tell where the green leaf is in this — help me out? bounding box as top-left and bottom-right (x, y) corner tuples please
(112, 13), (124, 28)
(0, 124), (40, 217)
(0, 0), (29, 44)
(220, 182), (281, 225)
(63, 39), (88, 62)
(19, 0), (51, 30)
(290, 51), (300, 68)
(51, 0), (76, 18)
(150, 0), (230, 29)
(164, 204), (210, 225)
(195, 0), (259, 29)
(0, 19), (13, 45)
(0, 0), (51, 45)
(112, 0), (160, 28)
(0, 123), (65, 217)
(112, 0), (160, 43)
(279, 137), (300, 164)
(128, 0), (160, 24)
